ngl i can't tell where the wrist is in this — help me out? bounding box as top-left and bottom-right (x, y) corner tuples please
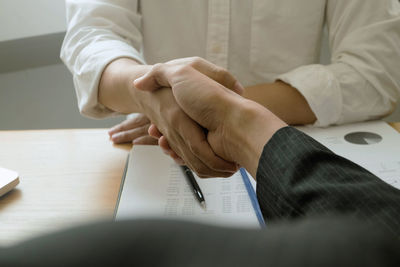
(226, 98), (287, 177)
(135, 87), (178, 130)
(125, 63), (153, 113)
(99, 57), (152, 114)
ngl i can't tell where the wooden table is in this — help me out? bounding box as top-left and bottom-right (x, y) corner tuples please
(0, 129), (132, 246)
(390, 122), (400, 133)
(1, 123), (399, 246)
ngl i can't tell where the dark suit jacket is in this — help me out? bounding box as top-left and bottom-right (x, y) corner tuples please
(257, 127), (400, 236)
(1, 127), (399, 267)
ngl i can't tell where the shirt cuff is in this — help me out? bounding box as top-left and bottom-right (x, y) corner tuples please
(72, 40), (146, 119)
(277, 64), (342, 127)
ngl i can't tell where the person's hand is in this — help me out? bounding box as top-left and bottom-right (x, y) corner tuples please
(137, 87), (238, 177)
(134, 62), (287, 177)
(131, 57), (244, 177)
(134, 63), (242, 163)
(108, 114), (158, 145)
(136, 57), (244, 163)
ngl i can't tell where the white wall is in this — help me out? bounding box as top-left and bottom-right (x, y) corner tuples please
(0, 64), (124, 130)
(0, 0), (66, 41)
(0, 0), (124, 130)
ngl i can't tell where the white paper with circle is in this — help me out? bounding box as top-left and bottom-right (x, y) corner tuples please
(297, 121), (400, 189)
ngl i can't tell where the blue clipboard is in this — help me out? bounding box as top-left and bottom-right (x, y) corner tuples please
(239, 168), (266, 227)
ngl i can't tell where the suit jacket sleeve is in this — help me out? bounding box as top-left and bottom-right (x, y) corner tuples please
(256, 126), (400, 236)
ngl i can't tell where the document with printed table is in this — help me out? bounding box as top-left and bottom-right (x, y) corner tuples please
(115, 145), (264, 228)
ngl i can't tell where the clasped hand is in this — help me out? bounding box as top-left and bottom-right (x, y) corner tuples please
(111, 57), (245, 177)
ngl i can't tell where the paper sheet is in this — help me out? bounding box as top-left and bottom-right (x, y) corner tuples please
(116, 146), (260, 228)
(296, 121), (400, 189)
(0, 167), (19, 197)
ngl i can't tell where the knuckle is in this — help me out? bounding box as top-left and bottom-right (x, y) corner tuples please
(136, 113), (148, 122)
(214, 67), (229, 81)
(118, 131), (128, 140)
(193, 165), (209, 177)
(188, 142), (201, 156)
(187, 141), (221, 171)
(131, 116), (142, 126)
(188, 56), (203, 67)
(173, 65), (191, 76)
(113, 125), (123, 132)
(140, 124), (150, 134)
(149, 138), (159, 145)
(119, 120), (131, 130)
(191, 56), (202, 62)
(207, 160), (222, 171)
(159, 128), (170, 141)
(151, 63), (165, 74)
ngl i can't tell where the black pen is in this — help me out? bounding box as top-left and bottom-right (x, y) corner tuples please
(180, 165), (206, 209)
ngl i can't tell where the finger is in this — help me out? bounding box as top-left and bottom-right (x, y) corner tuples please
(135, 58), (244, 96)
(132, 135), (158, 145)
(179, 122), (238, 174)
(159, 136), (184, 164)
(148, 124), (163, 139)
(167, 135), (234, 178)
(158, 133), (209, 177)
(167, 57), (244, 95)
(110, 124), (151, 144)
(160, 146), (170, 156)
(169, 150), (182, 162)
(173, 130), (237, 178)
(171, 156), (186, 166)
(134, 63), (172, 91)
(157, 111), (238, 177)
(186, 57), (244, 95)
(159, 136), (173, 154)
(160, 147), (183, 165)
(187, 141), (238, 178)
(108, 114), (150, 136)
(160, 146), (185, 165)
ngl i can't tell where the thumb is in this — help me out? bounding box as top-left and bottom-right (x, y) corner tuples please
(133, 74), (158, 92)
(133, 63), (172, 91)
(171, 73), (232, 132)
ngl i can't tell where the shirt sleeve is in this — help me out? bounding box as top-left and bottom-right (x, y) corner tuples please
(277, 0), (400, 126)
(256, 126), (400, 236)
(60, 0), (146, 118)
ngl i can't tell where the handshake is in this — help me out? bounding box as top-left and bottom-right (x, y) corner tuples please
(114, 57), (287, 178)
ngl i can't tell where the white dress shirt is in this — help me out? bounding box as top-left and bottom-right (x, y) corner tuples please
(61, 0), (400, 126)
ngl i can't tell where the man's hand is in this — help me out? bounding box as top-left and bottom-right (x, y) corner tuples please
(108, 114), (158, 145)
(131, 57), (244, 178)
(137, 87), (238, 177)
(139, 57), (244, 95)
(135, 57), (244, 162)
(106, 57), (243, 148)
(134, 63), (287, 177)
(134, 63), (243, 163)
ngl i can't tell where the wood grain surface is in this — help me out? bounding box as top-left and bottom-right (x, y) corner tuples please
(389, 122), (400, 133)
(0, 129), (131, 246)
(0, 124), (399, 246)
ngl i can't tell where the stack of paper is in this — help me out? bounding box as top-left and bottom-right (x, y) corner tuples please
(115, 146), (262, 228)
